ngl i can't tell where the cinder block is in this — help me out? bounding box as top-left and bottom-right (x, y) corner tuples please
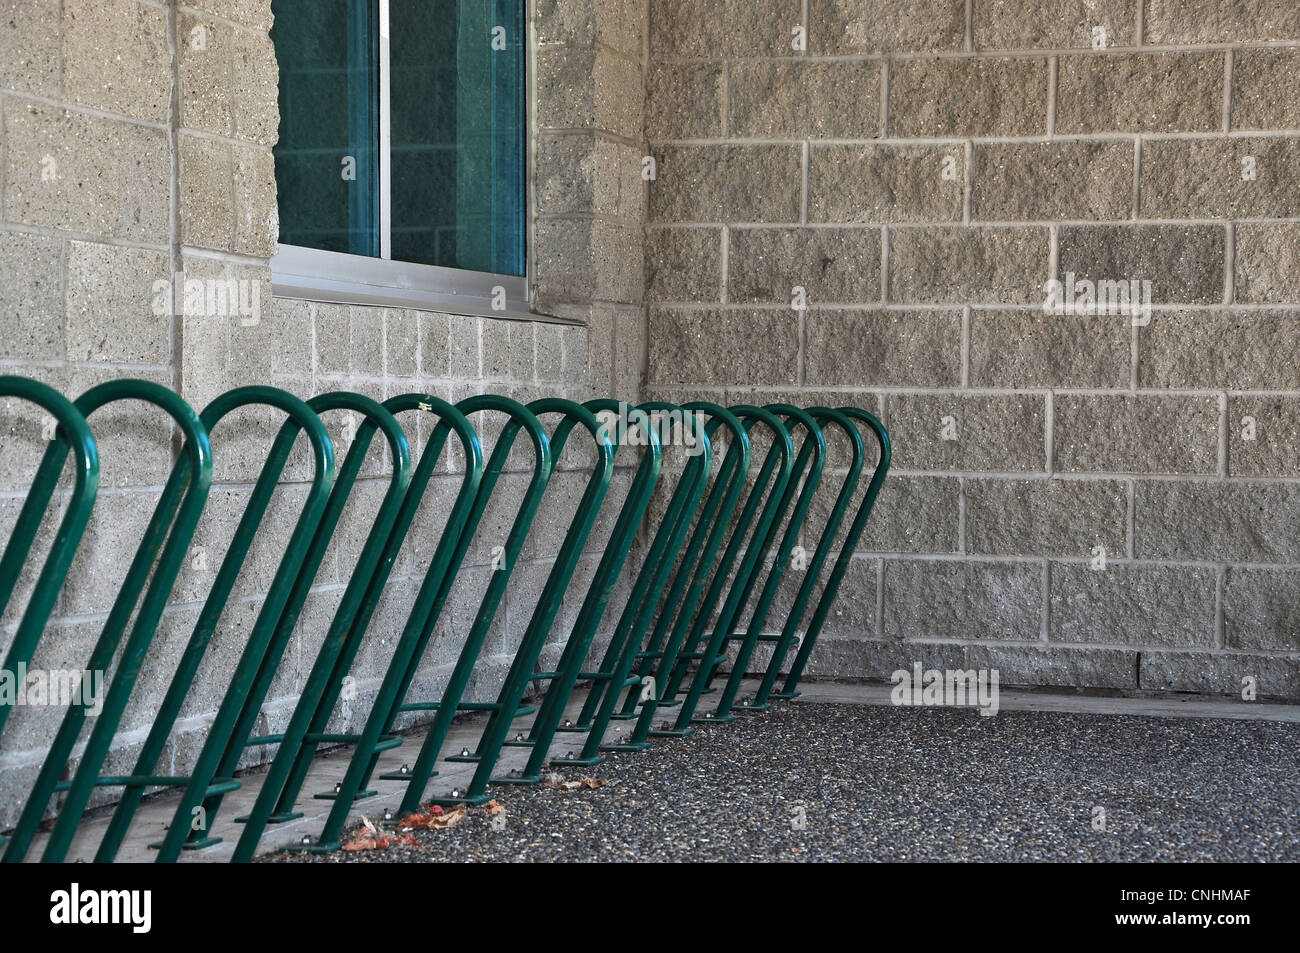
(180, 133), (234, 251)
(809, 0), (965, 54)
(889, 57), (1049, 137)
(645, 227), (722, 303)
(1056, 52), (1223, 133)
(0, 0), (59, 95)
(646, 63), (723, 140)
(1053, 394), (1220, 475)
(1137, 308), (1300, 389)
(887, 393), (1047, 471)
(63, 0), (170, 122)
(966, 644), (1139, 690)
(650, 0), (797, 58)
(970, 310), (1130, 388)
(647, 308), (798, 387)
(972, 141), (1133, 221)
(0, 232), (64, 361)
(1056, 224), (1226, 304)
(729, 228), (881, 304)
(537, 46), (642, 139)
(882, 559), (1042, 641)
(973, 0), (1138, 49)
(1140, 138), (1300, 219)
(1235, 224), (1300, 304)
(1232, 49), (1300, 130)
(888, 227), (1049, 304)
(64, 242), (169, 364)
(649, 145), (802, 224)
(965, 478), (1128, 557)
(1049, 562), (1216, 646)
(1134, 480), (1300, 562)
(1144, 0), (1300, 44)
(728, 60), (881, 138)
(233, 144), (278, 257)
(806, 310), (960, 387)
(809, 144), (964, 224)
(1224, 568), (1300, 652)
(1139, 651), (1300, 699)
(1227, 395), (1300, 477)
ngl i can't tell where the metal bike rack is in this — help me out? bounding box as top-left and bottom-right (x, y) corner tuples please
(0, 375), (890, 862)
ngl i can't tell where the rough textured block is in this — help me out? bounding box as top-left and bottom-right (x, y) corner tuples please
(1144, 0), (1300, 44)
(970, 311), (1130, 388)
(728, 228), (881, 304)
(536, 0), (643, 54)
(65, 242), (170, 364)
(973, 0), (1138, 49)
(3, 104), (170, 241)
(972, 141), (1133, 221)
(1049, 562), (1216, 646)
(647, 308), (798, 386)
(1053, 394), (1220, 475)
(234, 145), (278, 257)
(649, 145), (802, 224)
(1227, 395), (1300, 477)
(887, 394), (1046, 471)
(966, 644), (1139, 691)
(0, 232), (64, 361)
(809, 144), (964, 224)
(180, 133), (234, 251)
(1056, 53), (1223, 133)
(645, 227), (722, 303)
(63, 0), (170, 121)
(809, 0), (965, 54)
(1139, 651), (1300, 698)
(965, 479), (1128, 557)
(889, 58), (1049, 138)
(646, 63), (723, 140)
(805, 310), (960, 387)
(0, 0), (59, 95)
(888, 227), (1049, 304)
(1135, 480), (1300, 562)
(828, 474), (961, 554)
(1057, 224), (1226, 305)
(534, 219), (643, 307)
(1232, 49), (1300, 130)
(537, 46), (642, 139)
(1140, 138), (1300, 219)
(1235, 224), (1300, 304)
(536, 134), (643, 219)
(882, 559), (1042, 641)
(179, 11), (233, 135)
(1224, 568), (1300, 652)
(613, 308), (645, 401)
(1137, 309), (1300, 389)
(728, 60), (881, 139)
(650, 0), (798, 58)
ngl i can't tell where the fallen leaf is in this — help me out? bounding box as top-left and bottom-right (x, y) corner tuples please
(558, 777), (605, 791)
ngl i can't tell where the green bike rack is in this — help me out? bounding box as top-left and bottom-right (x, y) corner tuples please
(707, 404), (826, 721)
(33, 386), (336, 863)
(0, 373), (893, 862)
(0, 377), (100, 743)
(230, 394), (481, 860)
(654, 405), (795, 733)
(561, 405), (717, 764)
(768, 407), (891, 700)
(4, 380), (213, 864)
(500, 398), (662, 782)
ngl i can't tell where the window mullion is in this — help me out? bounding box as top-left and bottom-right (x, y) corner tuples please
(378, 0), (392, 260)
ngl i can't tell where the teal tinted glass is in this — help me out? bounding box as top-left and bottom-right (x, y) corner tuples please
(391, 0), (526, 276)
(271, 0), (526, 277)
(271, 0), (380, 257)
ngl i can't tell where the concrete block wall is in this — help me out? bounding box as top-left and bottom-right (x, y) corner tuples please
(643, 0), (1300, 698)
(0, 0), (648, 827)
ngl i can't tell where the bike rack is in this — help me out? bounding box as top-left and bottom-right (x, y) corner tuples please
(0, 375), (890, 862)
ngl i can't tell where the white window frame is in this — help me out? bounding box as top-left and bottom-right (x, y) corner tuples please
(271, 0), (561, 325)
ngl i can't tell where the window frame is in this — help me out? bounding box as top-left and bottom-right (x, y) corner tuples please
(270, 0), (561, 324)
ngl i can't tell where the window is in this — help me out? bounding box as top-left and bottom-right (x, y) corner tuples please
(269, 0), (531, 317)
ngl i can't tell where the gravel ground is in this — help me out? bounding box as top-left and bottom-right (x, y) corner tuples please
(260, 702), (1300, 862)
